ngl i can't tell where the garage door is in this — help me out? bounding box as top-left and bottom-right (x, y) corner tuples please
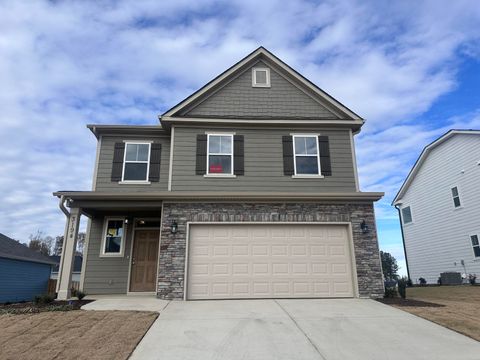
(187, 224), (355, 299)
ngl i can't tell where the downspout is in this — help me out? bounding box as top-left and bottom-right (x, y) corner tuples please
(395, 205), (411, 281)
(56, 196), (70, 293)
(59, 195), (70, 217)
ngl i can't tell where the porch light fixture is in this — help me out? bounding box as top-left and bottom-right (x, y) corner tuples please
(360, 220), (369, 234)
(171, 220), (178, 234)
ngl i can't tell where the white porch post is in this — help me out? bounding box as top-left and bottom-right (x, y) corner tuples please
(57, 207), (81, 300)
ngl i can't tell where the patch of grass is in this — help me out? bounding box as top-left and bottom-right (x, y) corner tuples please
(389, 285), (480, 341)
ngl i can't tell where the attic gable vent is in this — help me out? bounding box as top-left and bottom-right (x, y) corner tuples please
(252, 67), (270, 87)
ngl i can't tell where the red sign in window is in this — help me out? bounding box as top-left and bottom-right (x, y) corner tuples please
(209, 165), (223, 173)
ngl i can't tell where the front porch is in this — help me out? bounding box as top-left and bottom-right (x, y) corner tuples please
(55, 195), (164, 300)
(82, 294), (169, 312)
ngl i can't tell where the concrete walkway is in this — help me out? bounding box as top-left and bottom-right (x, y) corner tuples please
(82, 294), (169, 312)
(130, 299), (479, 360)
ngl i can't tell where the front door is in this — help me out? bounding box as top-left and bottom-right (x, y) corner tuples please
(130, 230), (159, 292)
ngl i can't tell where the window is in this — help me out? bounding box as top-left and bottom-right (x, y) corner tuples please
(122, 142), (151, 181)
(293, 135), (321, 175)
(252, 67), (271, 87)
(101, 218), (125, 256)
(471, 235), (480, 258)
(401, 206), (413, 224)
(207, 134), (233, 175)
(451, 186), (461, 208)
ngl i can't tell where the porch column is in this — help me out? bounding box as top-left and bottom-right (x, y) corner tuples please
(57, 207), (81, 300)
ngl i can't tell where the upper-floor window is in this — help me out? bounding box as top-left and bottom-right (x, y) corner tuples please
(451, 186), (461, 208)
(207, 134), (233, 175)
(252, 67), (271, 87)
(100, 218), (125, 257)
(293, 135), (320, 175)
(471, 235), (480, 258)
(401, 206), (413, 224)
(123, 142), (151, 181)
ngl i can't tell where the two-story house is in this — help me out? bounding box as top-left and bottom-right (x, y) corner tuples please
(393, 130), (480, 284)
(54, 47), (384, 300)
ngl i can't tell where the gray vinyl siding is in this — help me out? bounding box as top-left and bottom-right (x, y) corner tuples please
(83, 217), (132, 294)
(94, 134), (170, 192)
(182, 61), (338, 119)
(171, 126), (356, 192)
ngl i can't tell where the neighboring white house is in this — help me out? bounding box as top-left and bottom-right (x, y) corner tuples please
(393, 130), (480, 284)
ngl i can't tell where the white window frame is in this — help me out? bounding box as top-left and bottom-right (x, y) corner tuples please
(292, 134), (322, 178)
(100, 217), (126, 257)
(470, 234), (480, 259)
(401, 205), (413, 225)
(252, 67), (271, 87)
(205, 133), (235, 177)
(451, 186), (462, 209)
(120, 141), (152, 184)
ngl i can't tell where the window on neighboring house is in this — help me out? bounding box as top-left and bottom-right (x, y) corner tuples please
(252, 67), (271, 87)
(293, 135), (320, 175)
(207, 134), (233, 175)
(401, 206), (413, 224)
(471, 235), (480, 258)
(101, 218), (125, 256)
(451, 186), (461, 208)
(123, 142), (151, 181)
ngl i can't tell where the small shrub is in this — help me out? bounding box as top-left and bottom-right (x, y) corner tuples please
(437, 277), (442, 285)
(75, 290), (86, 300)
(70, 287), (78, 297)
(407, 278), (413, 287)
(418, 277), (427, 286)
(397, 277), (408, 299)
(33, 294), (55, 305)
(384, 287), (397, 298)
(468, 274), (476, 285)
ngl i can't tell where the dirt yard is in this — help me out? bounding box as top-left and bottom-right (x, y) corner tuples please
(392, 286), (480, 341)
(0, 310), (158, 360)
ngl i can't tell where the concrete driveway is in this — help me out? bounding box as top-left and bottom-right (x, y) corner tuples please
(130, 299), (479, 360)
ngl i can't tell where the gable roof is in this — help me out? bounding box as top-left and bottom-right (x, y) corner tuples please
(161, 47), (363, 125)
(0, 233), (57, 265)
(392, 129), (480, 205)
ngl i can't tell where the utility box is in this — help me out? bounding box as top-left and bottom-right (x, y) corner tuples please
(440, 272), (462, 285)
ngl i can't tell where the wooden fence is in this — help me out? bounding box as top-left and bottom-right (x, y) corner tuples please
(47, 279), (80, 296)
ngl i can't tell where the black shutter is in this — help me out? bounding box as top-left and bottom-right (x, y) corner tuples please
(196, 134), (207, 175)
(233, 135), (244, 175)
(148, 143), (162, 182)
(282, 136), (294, 175)
(318, 136), (332, 176)
(111, 142), (125, 181)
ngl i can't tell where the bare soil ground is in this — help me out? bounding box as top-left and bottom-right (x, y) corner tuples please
(0, 310), (158, 360)
(387, 285), (480, 341)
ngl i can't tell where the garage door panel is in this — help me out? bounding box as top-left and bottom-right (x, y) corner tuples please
(187, 224), (355, 299)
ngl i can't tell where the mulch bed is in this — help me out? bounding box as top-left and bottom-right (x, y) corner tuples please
(0, 300), (93, 315)
(377, 297), (445, 307)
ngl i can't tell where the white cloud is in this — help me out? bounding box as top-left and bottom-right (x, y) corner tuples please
(0, 0), (479, 243)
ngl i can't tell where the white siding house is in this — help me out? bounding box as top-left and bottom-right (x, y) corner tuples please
(393, 130), (480, 284)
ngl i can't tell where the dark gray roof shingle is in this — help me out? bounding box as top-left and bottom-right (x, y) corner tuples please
(0, 233), (57, 265)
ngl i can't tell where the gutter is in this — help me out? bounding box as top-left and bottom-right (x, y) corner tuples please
(395, 204), (411, 280)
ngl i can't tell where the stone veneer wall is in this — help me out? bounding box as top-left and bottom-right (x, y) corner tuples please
(158, 202), (384, 299)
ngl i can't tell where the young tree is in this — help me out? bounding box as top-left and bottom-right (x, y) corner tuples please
(380, 251), (399, 280)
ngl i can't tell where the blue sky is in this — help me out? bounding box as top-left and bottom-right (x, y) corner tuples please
(1, 0), (480, 275)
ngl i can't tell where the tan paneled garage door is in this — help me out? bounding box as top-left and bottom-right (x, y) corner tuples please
(187, 224), (356, 300)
